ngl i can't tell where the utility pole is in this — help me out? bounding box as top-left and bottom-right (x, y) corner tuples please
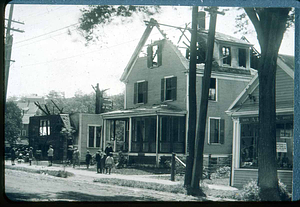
(191, 7), (224, 192)
(184, 6), (198, 187)
(92, 83), (102, 114)
(5, 4), (24, 101)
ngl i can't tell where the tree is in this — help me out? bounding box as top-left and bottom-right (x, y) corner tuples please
(5, 101), (22, 146)
(241, 8), (292, 201)
(78, 5), (160, 44)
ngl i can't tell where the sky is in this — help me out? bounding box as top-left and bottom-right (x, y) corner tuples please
(5, 5), (295, 99)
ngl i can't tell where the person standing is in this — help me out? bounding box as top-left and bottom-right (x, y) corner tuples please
(104, 143), (113, 157)
(95, 151), (101, 173)
(72, 148), (80, 168)
(47, 145), (54, 166)
(28, 147), (34, 166)
(85, 151), (92, 169)
(67, 146), (73, 165)
(100, 151), (106, 173)
(105, 155), (114, 174)
(10, 147), (16, 165)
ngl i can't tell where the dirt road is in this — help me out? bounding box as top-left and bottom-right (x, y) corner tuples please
(5, 169), (200, 202)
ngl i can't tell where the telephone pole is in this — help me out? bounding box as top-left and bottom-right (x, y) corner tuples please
(5, 4), (24, 100)
(191, 7), (224, 192)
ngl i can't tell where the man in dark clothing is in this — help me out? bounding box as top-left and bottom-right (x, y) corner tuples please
(95, 151), (101, 173)
(104, 143), (113, 157)
(28, 147), (34, 166)
(10, 147), (16, 165)
(85, 151), (92, 169)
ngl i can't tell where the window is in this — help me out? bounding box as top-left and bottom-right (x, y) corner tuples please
(222, 46), (231, 66)
(208, 78), (217, 101)
(22, 130), (26, 136)
(276, 123), (293, 138)
(39, 120), (50, 136)
(161, 76), (177, 101)
(134, 81), (148, 104)
(147, 42), (162, 68)
(88, 126), (101, 148)
(208, 118), (224, 144)
(239, 48), (247, 67)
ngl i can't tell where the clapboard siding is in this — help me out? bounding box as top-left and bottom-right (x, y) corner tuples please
(233, 169), (292, 192)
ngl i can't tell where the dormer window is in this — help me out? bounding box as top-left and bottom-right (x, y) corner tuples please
(222, 46), (231, 66)
(239, 48), (247, 67)
(147, 42), (162, 68)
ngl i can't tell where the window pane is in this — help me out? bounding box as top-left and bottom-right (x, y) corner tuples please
(89, 126), (95, 148)
(96, 126), (101, 147)
(210, 119), (219, 143)
(208, 78), (216, 101)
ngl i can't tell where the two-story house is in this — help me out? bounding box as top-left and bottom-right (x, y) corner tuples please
(101, 18), (256, 166)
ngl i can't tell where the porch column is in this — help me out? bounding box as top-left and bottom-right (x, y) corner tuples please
(102, 119), (106, 150)
(231, 117), (241, 185)
(129, 117), (132, 152)
(156, 115), (159, 167)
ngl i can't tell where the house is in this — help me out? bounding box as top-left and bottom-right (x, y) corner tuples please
(28, 113), (103, 162)
(16, 95), (45, 146)
(101, 18), (256, 166)
(226, 54), (294, 192)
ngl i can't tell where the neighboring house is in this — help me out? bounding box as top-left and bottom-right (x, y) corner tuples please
(101, 18), (255, 166)
(226, 54), (294, 192)
(16, 95), (45, 146)
(28, 113), (103, 162)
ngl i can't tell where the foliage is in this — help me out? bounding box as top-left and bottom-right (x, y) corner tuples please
(239, 179), (261, 201)
(5, 101), (22, 145)
(210, 166), (231, 179)
(78, 5), (160, 43)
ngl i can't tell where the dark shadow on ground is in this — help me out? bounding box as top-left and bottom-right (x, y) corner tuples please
(5, 191), (160, 202)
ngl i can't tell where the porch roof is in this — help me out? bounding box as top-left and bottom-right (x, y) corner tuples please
(102, 105), (186, 119)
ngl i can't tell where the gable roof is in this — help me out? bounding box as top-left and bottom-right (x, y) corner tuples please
(226, 54), (295, 116)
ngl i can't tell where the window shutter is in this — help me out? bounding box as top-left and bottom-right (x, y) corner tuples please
(158, 42), (162, 66)
(147, 46), (153, 68)
(161, 78), (165, 102)
(172, 76), (177, 101)
(134, 82), (137, 104)
(144, 81), (148, 104)
(220, 119), (225, 144)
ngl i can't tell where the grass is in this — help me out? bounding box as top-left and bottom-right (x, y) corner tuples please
(93, 177), (187, 194)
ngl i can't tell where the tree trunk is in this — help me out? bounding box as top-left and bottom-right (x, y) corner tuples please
(184, 6), (198, 188)
(249, 8), (290, 201)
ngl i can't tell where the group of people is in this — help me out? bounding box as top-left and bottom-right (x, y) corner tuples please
(85, 143), (115, 174)
(10, 146), (34, 166)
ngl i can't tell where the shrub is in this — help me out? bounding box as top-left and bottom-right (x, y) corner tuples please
(211, 166), (231, 179)
(239, 179), (261, 201)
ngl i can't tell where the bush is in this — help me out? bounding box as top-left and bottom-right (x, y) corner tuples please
(211, 166), (231, 179)
(238, 179), (291, 201)
(239, 180), (260, 201)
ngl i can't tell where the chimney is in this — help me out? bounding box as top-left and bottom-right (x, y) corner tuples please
(197, 11), (206, 30)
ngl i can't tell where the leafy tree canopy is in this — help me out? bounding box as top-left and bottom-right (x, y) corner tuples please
(78, 5), (160, 43)
(5, 101), (22, 145)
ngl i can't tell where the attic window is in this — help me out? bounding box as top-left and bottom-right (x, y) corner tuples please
(222, 46), (231, 66)
(147, 42), (162, 68)
(239, 48), (247, 67)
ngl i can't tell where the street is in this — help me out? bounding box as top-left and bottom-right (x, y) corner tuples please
(4, 169), (199, 201)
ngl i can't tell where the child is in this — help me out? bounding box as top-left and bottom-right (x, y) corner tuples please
(28, 147), (34, 166)
(105, 155), (114, 174)
(85, 151), (92, 169)
(95, 151), (101, 173)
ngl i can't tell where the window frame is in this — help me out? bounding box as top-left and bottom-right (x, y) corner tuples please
(134, 80), (148, 104)
(208, 77), (218, 102)
(208, 117), (224, 145)
(147, 42), (162, 68)
(221, 46), (231, 66)
(161, 76), (177, 102)
(39, 119), (50, 136)
(238, 48), (247, 67)
(87, 125), (102, 148)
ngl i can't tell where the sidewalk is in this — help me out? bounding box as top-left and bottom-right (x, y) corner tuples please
(5, 160), (239, 191)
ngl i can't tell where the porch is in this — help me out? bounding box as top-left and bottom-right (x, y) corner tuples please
(102, 106), (187, 166)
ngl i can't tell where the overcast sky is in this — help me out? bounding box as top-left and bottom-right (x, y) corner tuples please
(5, 5), (295, 99)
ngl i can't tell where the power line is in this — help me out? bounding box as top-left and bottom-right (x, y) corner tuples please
(14, 22), (80, 44)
